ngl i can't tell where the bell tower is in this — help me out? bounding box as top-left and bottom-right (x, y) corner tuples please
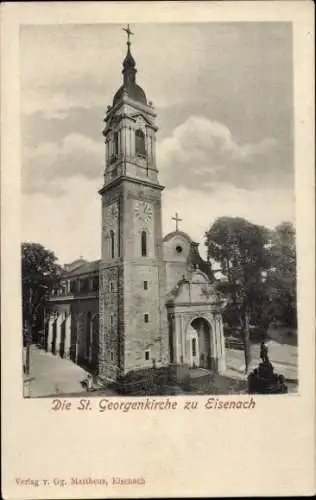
(98, 25), (168, 381)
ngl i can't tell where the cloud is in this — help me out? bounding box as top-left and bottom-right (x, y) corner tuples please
(157, 115), (283, 191)
(163, 184), (295, 258)
(21, 86), (108, 120)
(22, 177), (101, 264)
(22, 133), (104, 195)
(22, 114), (290, 201)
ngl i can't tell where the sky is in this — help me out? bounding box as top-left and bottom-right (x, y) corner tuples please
(20, 22), (294, 264)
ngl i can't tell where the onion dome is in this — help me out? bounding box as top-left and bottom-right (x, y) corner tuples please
(113, 25), (147, 106)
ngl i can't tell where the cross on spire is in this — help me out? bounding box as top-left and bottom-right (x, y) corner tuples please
(123, 24), (134, 46)
(171, 212), (182, 232)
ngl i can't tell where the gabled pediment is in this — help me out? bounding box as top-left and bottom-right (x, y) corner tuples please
(129, 112), (155, 128)
(104, 112), (157, 135)
(166, 271), (228, 311)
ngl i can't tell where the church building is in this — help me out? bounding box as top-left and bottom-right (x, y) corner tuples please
(45, 26), (227, 382)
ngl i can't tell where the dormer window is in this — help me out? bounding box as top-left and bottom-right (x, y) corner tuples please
(135, 129), (146, 157)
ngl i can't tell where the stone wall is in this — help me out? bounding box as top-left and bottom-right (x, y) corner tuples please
(123, 260), (167, 371)
(98, 264), (123, 380)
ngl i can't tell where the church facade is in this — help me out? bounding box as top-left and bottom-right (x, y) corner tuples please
(45, 29), (227, 382)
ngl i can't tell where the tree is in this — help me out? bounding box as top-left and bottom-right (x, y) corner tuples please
(265, 222), (296, 327)
(205, 217), (271, 372)
(22, 242), (62, 373)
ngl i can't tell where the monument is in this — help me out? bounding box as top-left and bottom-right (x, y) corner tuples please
(248, 342), (288, 394)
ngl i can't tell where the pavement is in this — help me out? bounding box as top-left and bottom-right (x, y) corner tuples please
(25, 346), (95, 397)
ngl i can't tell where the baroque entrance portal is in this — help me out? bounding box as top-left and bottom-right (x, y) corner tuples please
(187, 317), (212, 369)
(166, 268), (227, 373)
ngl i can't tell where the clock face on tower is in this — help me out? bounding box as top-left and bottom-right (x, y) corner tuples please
(134, 201), (153, 223)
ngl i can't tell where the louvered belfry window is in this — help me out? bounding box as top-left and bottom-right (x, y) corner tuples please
(135, 129), (146, 156)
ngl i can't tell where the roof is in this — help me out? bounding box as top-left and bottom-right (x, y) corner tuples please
(63, 259), (87, 272)
(113, 83), (147, 106)
(62, 260), (100, 278)
(113, 42), (147, 106)
(163, 230), (193, 244)
(188, 242), (214, 282)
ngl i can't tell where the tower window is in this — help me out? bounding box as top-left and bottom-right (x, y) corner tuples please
(110, 230), (115, 259)
(114, 132), (119, 155)
(135, 129), (146, 156)
(110, 352), (114, 361)
(110, 313), (115, 328)
(144, 280), (148, 290)
(144, 314), (149, 323)
(141, 231), (147, 257)
(110, 281), (114, 292)
(145, 350), (150, 361)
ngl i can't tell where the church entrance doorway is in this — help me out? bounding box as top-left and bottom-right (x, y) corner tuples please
(188, 317), (212, 369)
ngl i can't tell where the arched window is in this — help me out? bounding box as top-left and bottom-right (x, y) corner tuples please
(110, 230), (115, 259)
(113, 132), (119, 155)
(141, 230), (147, 257)
(135, 129), (146, 156)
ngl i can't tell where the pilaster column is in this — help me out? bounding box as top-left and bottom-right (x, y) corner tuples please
(88, 315), (94, 363)
(181, 315), (187, 363)
(76, 312), (85, 363)
(128, 126), (132, 157)
(217, 315), (227, 374)
(55, 314), (62, 356)
(47, 316), (54, 353)
(173, 313), (181, 364)
(210, 313), (218, 371)
(64, 313), (71, 359)
(153, 134), (156, 163)
(105, 140), (109, 165)
(130, 126), (135, 156)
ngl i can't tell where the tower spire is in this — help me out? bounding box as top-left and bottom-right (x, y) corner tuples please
(122, 24), (137, 86)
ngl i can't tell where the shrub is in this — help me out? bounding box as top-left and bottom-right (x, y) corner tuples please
(116, 366), (170, 395)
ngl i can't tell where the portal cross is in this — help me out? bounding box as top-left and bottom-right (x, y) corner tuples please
(171, 212), (182, 232)
(123, 24), (134, 45)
